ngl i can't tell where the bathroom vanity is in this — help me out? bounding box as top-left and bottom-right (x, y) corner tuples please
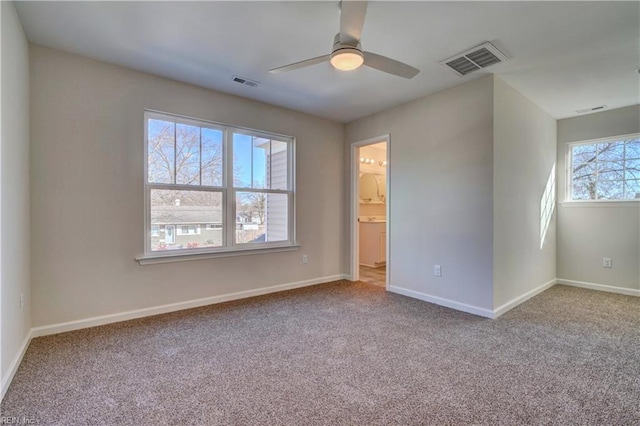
(359, 218), (386, 268)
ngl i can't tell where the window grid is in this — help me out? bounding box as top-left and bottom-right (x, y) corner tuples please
(144, 111), (295, 256)
(568, 134), (640, 201)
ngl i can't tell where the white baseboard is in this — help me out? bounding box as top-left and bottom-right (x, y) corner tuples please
(557, 278), (640, 297)
(1, 330), (33, 401)
(492, 278), (558, 318)
(388, 286), (495, 318)
(31, 274), (348, 338)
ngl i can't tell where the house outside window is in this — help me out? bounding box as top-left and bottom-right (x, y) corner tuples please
(144, 111), (295, 256)
(568, 134), (640, 201)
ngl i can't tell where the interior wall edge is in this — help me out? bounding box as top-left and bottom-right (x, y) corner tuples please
(0, 330), (32, 402)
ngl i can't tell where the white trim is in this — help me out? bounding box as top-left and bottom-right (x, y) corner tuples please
(388, 286), (495, 319)
(557, 278), (640, 297)
(493, 278), (558, 318)
(1, 331), (32, 401)
(564, 132), (639, 147)
(31, 274), (348, 338)
(349, 135), (390, 290)
(558, 200), (640, 208)
(137, 244), (300, 265)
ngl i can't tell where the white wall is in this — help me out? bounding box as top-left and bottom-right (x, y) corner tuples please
(346, 77), (495, 312)
(1, 1), (31, 392)
(557, 105), (640, 291)
(30, 45), (346, 327)
(493, 77), (557, 307)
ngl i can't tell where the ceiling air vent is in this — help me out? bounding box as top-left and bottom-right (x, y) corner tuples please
(231, 76), (259, 88)
(440, 42), (508, 77)
(576, 105), (607, 114)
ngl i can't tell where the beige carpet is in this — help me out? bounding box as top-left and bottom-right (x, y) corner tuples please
(2, 281), (639, 425)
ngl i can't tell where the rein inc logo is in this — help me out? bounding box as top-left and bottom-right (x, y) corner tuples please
(0, 416), (37, 425)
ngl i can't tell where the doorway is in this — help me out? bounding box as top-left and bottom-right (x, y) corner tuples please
(350, 135), (390, 290)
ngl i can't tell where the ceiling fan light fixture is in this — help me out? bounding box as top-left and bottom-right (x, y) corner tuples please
(330, 48), (364, 71)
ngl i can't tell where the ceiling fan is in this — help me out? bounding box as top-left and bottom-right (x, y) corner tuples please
(269, 1), (419, 79)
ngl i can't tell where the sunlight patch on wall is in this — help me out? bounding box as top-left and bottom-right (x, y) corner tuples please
(540, 163), (556, 249)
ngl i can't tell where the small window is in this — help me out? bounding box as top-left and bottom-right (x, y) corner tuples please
(144, 111), (295, 256)
(568, 134), (640, 201)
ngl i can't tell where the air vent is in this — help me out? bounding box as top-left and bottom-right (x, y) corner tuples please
(576, 105), (607, 114)
(440, 42), (508, 77)
(231, 76), (259, 88)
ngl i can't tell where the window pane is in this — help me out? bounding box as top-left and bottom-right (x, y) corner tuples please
(596, 180), (623, 200)
(571, 144), (596, 165)
(148, 119), (175, 183)
(252, 137), (269, 188)
(623, 180), (640, 199)
(235, 192), (288, 244)
(233, 133), (252, 188)
(625, 159), (640, 180)
(270, 140), (289, 190)
(572, 176), (596, 200)
(597, 142), (624, 161)
(175, 124), (201, 185)
(625, 139), (640, 160)
(572, 162), (595, 181)
(201, 128), (223, 186)
(150, 189), (223, 251)
(597, 161), (624, 181)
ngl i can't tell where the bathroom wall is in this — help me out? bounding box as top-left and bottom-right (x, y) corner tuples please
(359, 143), (387, 217)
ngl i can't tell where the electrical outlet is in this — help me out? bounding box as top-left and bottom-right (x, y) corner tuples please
(302, 254), (308, 264)
(603, 257), (612, 268)
(434, 265), (442, 277)
(20, 293), (24, 311)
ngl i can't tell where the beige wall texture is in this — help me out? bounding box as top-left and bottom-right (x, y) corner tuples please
(493, 77), (557, 308)
(346, 77), (495, 311)
(557, 105), (640, 290)
(30, 45), (346, 327)
(1, 1), (32, 386)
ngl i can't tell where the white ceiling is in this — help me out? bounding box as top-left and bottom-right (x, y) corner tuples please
(15, 1), (640, 123)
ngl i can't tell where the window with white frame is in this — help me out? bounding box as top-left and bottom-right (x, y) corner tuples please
(144, 111), (295, 255)
(568, 134), (640, 201)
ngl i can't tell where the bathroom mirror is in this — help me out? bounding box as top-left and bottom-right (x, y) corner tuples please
(359, 173), (378, 202)
(376, 174), (386, 203)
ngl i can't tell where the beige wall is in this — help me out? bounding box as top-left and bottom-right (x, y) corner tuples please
(30, 45), (346, 327)
(493, 77), (557, 308)
(346, 77), (495, 311)
(1, 1), (31, 389)
(557, 105), (640, 290)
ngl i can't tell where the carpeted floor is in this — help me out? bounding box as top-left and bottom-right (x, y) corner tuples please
(2, 282), (639, 425)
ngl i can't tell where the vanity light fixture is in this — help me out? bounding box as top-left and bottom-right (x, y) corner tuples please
(379, 160), (387, 167)
(360, 157), (375, 164)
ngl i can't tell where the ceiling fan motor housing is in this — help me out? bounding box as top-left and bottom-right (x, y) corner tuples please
(330, 33), (364, 70)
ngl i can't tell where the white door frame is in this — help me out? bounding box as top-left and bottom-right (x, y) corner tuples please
(350, 134), (390, 290)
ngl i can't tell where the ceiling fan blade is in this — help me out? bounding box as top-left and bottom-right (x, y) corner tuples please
(269, 55), (331, 74)
(339, 1), (368, 44)
(363, 51), (420, 79)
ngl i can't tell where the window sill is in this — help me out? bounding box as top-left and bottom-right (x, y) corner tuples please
(136, 244), (300, 265)
(559, 200), (640, 208)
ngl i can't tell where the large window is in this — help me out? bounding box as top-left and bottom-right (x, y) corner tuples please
(144, 111), (295, 257)
(568, 134), (640, 201)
